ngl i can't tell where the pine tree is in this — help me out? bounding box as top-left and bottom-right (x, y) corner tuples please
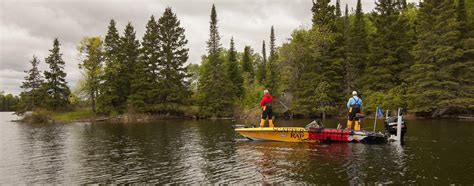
(98, 19), (121, 114)
(156, 7), (191, 113)
(44, 38), (70, 110)
(406, 0), (462, 114)
(241, 45), (254, 79)
(226, 37), (243, 97)
(266, 26), (278, 93)
(347, 0), (368, 91)
(257, 40), (267, 84)
(198, 4), (233, 116)
(119, 22), (140, 112)
(19, 55), (45, 111)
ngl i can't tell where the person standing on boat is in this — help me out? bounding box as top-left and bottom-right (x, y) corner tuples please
(259, 90), (274, 128)
(347, 91), (363, 130)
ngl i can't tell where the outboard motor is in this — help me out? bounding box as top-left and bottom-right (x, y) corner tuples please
(384, 115), (407, 142)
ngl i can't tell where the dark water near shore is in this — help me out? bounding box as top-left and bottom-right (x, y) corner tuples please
(0, 112), (473, 184)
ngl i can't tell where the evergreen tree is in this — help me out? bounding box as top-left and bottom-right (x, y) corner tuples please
(198, 4), (233, 116)
(311, 0), (336, 30)
(119, 22), (140, 112)
(266, 26), (278, 93)
(335, 0), (342, 17)
(452, 0), (474, 110)
(128, 16), (159, 112)
(241, 45), (254, 80)
(19, 55), (45, 111)
(363, 0), (413, 92)
(342, 4), (353, 94)
(226, 37), (243, 97)
(257, 40), (267, 84)
(44, 38), (70, 110)
(406, 0), (462, 114)
(457, 0), (468, 39)
(347, 0), (368, 91)
(156, 7), (191, 113)
(98, 19), (121, 114)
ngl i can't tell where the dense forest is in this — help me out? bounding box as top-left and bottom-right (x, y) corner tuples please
(13, 0), (474, 118)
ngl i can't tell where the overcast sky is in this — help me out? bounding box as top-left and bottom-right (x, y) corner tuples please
(0, 0), (417, 95)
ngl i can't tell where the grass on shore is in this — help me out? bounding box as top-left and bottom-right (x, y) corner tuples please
(52, 108), (95, 122)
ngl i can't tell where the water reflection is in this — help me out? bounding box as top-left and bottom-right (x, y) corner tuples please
(17, 123), (67, 183)
(1, 112), (474, 184)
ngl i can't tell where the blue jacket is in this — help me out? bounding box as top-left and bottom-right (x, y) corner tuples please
(347, 96), (362, 108)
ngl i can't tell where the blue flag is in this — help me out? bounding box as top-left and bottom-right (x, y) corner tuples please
(376, 106), (384, 118)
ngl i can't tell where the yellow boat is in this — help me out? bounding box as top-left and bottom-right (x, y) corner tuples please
(235, 127), (317, 142)
(235, 127), (388, 143)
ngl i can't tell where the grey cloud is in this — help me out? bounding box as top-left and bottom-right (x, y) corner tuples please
(1, 0), (417, 95)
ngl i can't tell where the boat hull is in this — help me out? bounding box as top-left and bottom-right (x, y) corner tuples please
(235, 127), (387, 143)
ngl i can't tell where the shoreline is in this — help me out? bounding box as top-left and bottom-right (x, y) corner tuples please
(11, 110), (474, 124)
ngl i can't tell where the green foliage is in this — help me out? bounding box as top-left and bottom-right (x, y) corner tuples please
(226, 38), (244, 97)
(17, 55), (47, 112)
(198, 4), (234, 117)
(155, 7), (191, 113)
(266, 26), (279, 93)
(77, 36), (103, 113)
(241, 45), (254, 81)
(347, 0), (369, 90)
(362, 0), (414, 92)
(43, 38), (70, 111)
(406, 0), (462, 113)
(0, 92), (20, 111)
(364, 84), (407, 113)
(52, 108), (94, 122)
(97, 19), (121, 114)
(119, 23), (141, 112)
(256, 40), (267, 84)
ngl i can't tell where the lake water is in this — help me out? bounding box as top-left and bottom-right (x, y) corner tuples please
(0, 112), (473, 184)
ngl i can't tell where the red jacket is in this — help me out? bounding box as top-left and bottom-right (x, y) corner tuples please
(260, 94), (273, 107)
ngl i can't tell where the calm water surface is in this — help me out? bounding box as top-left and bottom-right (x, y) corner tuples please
(0, 112), (473, 184)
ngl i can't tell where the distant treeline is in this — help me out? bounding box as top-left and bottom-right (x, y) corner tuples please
(0, 92), (19, 111)
(15, 0), (474, 118)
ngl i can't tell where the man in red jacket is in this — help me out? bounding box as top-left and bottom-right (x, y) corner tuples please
(259, 89), (274, 128)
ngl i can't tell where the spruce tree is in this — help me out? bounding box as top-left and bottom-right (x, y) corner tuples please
(452, 0), (474, 110)
(406, 0), (462, 114)
(335, 0), (342, 17)
(156, 7), (191, 113)
(311, 0), (336, 30)
(128, 16), (158, 112)
(342, 4), (353, 94)
(347, 0), (368, 91)
(44, 38), (70, 110)
(119, 22), (140, 112)
(266, 26), (278, 93)
(198, 4), (233, 116)
(98, 19), (121, 114)
(226, 37), (243, 97)
(19, 55), (45, 111)
(363, 0), (413, 92)
(241, 45), (254, 80)
(257, 40), (267, 84)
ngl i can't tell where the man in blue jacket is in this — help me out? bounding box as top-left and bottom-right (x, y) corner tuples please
(347, 91), (363, 130)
